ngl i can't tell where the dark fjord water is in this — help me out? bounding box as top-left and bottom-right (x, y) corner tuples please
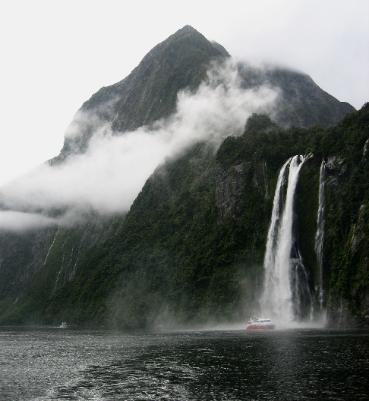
(0, 328), (368, 401)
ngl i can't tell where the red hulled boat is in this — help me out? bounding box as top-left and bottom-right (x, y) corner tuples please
(246, 318), (275, 331)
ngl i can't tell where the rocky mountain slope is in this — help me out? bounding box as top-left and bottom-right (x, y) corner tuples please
(0, 26), (363, 329)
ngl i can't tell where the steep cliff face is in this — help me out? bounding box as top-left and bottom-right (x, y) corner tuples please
(0, 215), (120, 324)
(0, 227), (57, 299)
(0, 26), (362, 329)
(321, 110), (369, 326)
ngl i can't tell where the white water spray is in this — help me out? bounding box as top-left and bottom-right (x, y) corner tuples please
(261, 155), (311, 324)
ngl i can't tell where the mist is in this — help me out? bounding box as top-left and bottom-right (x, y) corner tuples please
(0, 211), (57, 232)
(0, 61), (278, 230)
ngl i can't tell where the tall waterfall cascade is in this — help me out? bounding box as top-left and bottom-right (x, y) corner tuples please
(315, 160), (326, 313)
(261, 155), (312, 324)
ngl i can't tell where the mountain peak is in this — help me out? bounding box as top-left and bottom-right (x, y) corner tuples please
(168, 25), (210, 42)
(173, 25), (201, 36)
(166, 25), (229, 57)
(143, 25), (229, 62)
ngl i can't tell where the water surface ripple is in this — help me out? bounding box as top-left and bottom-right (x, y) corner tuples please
(0, 328), (368, 400)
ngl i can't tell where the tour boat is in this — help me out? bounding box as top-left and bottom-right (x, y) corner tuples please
(246, 318), (275, 330)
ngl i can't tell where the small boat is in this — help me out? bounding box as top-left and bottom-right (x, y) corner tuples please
(59, 321), (68, 329)
(246, 318), (275, 331)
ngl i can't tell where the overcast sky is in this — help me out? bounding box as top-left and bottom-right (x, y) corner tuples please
(0, 0), (368, 186)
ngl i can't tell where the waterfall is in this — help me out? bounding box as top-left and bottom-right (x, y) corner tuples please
(261, 155), (311, 323)
(262, 157), (292, 282)
(315, 160), (326, 311)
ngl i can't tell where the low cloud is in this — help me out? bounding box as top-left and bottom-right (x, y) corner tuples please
(0, 211), (57, 232)
(0, 60), (278, 230)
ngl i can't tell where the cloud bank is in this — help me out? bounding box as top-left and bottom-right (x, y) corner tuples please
(0, 211), (57, 232)
(0, 61), (278, 230)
